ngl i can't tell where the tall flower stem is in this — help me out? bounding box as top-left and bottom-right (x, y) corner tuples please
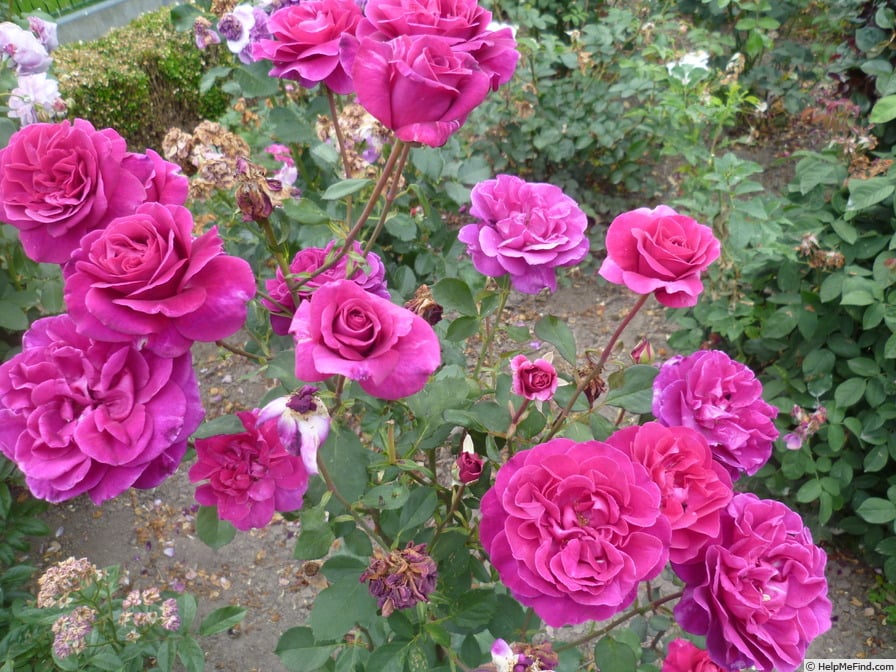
(473, 276), (511, 379)
(326, 87), (354, 226)
(545, 293), (650, 439)
(363, 141), (411, 255)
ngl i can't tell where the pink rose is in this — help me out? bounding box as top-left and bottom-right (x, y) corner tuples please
(457, 175), (590, 294)
(0, 315), (203, 504)
(674, 493), (831, 672)
(479, 438), (670, 627)
(661, 639), (725, 672)
(262, 240), (389, 335)
(510, 354), (558, 402)
(63, 202), (257, 357)
(352, 35), (491, 147)
(356, 0), (518, 89)
(252, 0), (362, 94)
(605, 422), (733, 565)
(290, 279), (441, 399)
(455, 451), (483, 484)
(0, 119), (147, 264)
(188, 410), (309, 530)
(652, 350), (779, 479)
(598, 205), (720, 308)
(123, 148), (189, 206)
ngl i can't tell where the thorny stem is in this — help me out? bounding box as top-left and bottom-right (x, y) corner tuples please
(554, 589), (684, 653)
(316, 452), (388, 550)
(363, 141), (411, 255)
(214, 339), (266, 364)
(431, 483), (465, 544)
(546, 293), (650, 439)
(504, 398), (531, 447)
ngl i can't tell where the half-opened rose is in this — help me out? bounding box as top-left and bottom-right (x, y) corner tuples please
(479, 437), (670, 627)
(458, 175), (589, 294)
(598, 204), (720, 307)
(605, 422), (733, 565)
(510, 354), (559, 402)
(189, 410), (309, 531)
(63, 202), (256, 357)
(661, 639), (725, 672)
(674, 493), (831, 672)
(0, 119), (147, 264)
(290, 279), (441, 400)
(252, 0), (362, 94)
(652, 350), (779, 479)
(0, 314), (203, 504)
(352, 34), (491, 147)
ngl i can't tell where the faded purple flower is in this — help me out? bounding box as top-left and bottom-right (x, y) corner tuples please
(652, 350), (779, 479)
(360, 542), (438, 616)
(218, 4), (267, 63)
(193, 16), (221, 49)
(0, 21), (50, 74)
(52, 606), (96, 659)
(257, 386), (330, 475)
(8, 72), (62, 125)
(27, 16), (57, 52)
(458, 175), (590, 294)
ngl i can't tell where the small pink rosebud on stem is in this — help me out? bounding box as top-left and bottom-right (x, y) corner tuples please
(455, 434), (484, 484)
(630, 338), (654, 364)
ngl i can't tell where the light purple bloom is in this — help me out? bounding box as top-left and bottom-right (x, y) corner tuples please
(7, 72), (61, 125)
(218, 4), (267, 63)
(27, 16), (57, 52)
(0, 21), (51, 74)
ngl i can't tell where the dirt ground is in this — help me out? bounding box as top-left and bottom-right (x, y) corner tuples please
(27, 271), (896, 671)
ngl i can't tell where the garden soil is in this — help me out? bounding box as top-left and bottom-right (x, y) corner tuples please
(28, 272), (896, 671)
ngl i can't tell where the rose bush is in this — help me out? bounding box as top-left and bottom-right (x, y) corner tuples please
(0, 314), (203, 504)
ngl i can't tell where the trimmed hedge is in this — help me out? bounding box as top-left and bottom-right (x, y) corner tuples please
(52, 7), (229, 151)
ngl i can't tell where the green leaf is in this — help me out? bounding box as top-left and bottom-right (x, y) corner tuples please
(857, 497), (896, 524)
(310, 577), (378, 641)
(176, 636), (206, 672)
(432, 278), (478, 316)
(199, 605), (247, 636)
(169, 3), (204, 30)
(845, 177), (895, 216)
(294, 506), (336, 560)
(322, 178), (373, 200)
(864, 444), (889, 472)
(445, 315), (480, 341)
(834, 377), (867, 408)
(0, 300), (28, 330)
(84, 652), (126, 671)
(398, 487), (438, 534)
(321, 426), (370, 503)
(534, 315), (577, 365)
(760, 306), (798, 339)
(604, 365), (659, 415)
(594, 636), (638, 672)
(230, 60), (281, 98)
(275, 627), (339, 671)
(795, 479), (821, 503)
(192, 414), (245, 440)
(195, 506), (237, 550)
(178, 593), (198, 630)
(870, 95), (896, 123)
(361, 482), (410, 510)
(384, 213), (418, 242)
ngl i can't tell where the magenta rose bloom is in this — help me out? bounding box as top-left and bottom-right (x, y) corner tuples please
(661, 639), (725, 672)
(0, 119), (147, 264)
(252, 0), (362, 94)
(652, 350), (779, 480)
(457, 175), (590, 294)
(63, 202), (256, 357)
(188, 410), (309, 531)
(479, 437), (670, 627)
(605, 422), (733, 565)
(123, 148), (189, 206)
(262, 240), (389, 335)
(510, 354), (558, 402)
(290, 279), (441, 400)
(0, 314), (203, 504)
(673, 493), (831, 672)
(356, 0), (519, 89)
(352, 34), (491, 147)
(598, 205), (720, 308)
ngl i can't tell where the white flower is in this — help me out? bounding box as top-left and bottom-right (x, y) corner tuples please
(665, 49), (710, 84)
(8, 72), (62, 125)
(257, 387), (330, 475)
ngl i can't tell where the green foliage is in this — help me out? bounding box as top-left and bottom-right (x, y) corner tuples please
(52, 7), (229, 150)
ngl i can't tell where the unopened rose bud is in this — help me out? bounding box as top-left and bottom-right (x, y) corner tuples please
(456, 436), (483, 484)
(235, 157), (276, 222)
(257, 386), (330, 475)
(630, 338), (654, 364)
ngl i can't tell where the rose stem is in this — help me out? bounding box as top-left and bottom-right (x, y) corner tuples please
(326, 86), (354, 226)
(545, 292), (650, 439)
(316, 450), (388, 550)
(362, 141), (411, 255)
(473, 275), (511, 380)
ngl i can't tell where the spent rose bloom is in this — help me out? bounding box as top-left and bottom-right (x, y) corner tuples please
(290, 279), (441, 400)
(7, 72), (62, 125)
(661, 639), (725, 672)
(0, 119), (148, 264)
(256, 386), (330, 476)
(360, 542), (438, 616)
(652, 350), (779, 479)
(63, 202), (256, 358)
(252, 0), (362, 94)
(510, 353), (559, 402)
(598, 204), (721, 308)
(352, 34), (492, 147)
(262, 240), (389, 335)
(458, 175), (590, 294)
(217, 4), (268, 63)
(188, 410), (309, 530)
(0, 315), (203, 504)
(479, 437), (670, 627)
(674, 493), (832, 672)
(605, 422), (733, 565)
(27, 16), (58, 52)
(356, 0), (519, 89)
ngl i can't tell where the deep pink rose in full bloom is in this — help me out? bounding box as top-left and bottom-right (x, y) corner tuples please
(652, 350), (779, 479)
(674, 493), (832, 672)
(123, 148), (189, 206)
(188, 410), (309, 531)
(605, 422), (733, 565)
(0, 119), (147, 264)
(458, 175), (590, 294)
(290, 279), (441, 400)
(510, 354), (558, 402)
(252, 0), (362, 94)
(356, 0), (519, 89)
(0, 315), (203, 504)
(262, 240), (389, 335)
(598, 205), (720, 308)
(479, 437), (670, 627)
(63, 202), (256, 357)
(352, 34), (491, 147)
(661, 639), (725, 672)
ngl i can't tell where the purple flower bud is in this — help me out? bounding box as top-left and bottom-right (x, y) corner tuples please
(257, 387), (330, 475)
